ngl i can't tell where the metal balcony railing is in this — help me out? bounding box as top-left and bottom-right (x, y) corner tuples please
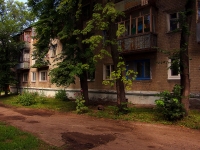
(118, 33), (157, 52)
(16, 62), (30, 70)
(20, 42), (30, 49)
(115, 0), (149, 11)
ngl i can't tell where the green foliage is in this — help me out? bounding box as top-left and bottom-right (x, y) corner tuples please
(102, 60), (137, 90)
(107, 102), (131, 115)
(155, 85), (186, 121)
(0, 0), (35, 90)
(55, 89), (69, 101)
(16, 91), (36, 106)
(75, 92), (88, 114)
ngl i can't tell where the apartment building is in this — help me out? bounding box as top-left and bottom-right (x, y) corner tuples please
(12, 0), (200, 104)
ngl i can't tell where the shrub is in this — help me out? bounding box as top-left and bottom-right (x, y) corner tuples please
(75, 93), (88, 114)
(16, 91), (36, 106)
(155, 85), (186, 121)
(55, 89), (68, 101)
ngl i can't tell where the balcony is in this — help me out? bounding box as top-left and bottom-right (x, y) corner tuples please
(118, 33), (157, 53)
(20, 42), (30, 49)
(115, 0), (149, 11)
(16, 62), (30, 70)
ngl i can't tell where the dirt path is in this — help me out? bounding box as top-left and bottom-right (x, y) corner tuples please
(0, 104), (200, 150)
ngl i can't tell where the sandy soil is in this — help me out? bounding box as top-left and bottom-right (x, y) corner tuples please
(0, 100), (200, 150)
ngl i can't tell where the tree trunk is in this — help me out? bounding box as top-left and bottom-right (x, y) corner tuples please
(80, 71), (89, 105)
(4, 84), (9, 96)
(109, 22), (126, 106)
(180, 0), (193, 115)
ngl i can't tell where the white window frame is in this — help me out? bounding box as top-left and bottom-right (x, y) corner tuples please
(31, 72), (36, 82)
(103, 64), (114, 80)
(167, 12), (179, 32)
(39, 71), (47, 82)
(23, 73), (28, 82)
(168, 59), (180, 80)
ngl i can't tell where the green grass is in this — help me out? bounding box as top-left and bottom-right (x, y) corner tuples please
(0, 122), (58, 150)
(0, 94), (76, 112)
(88, 105), (200, 129)
(0, 94), (200, 130)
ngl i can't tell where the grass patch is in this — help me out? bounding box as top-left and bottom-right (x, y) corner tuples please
(0, 95), (76, 112)
(0, 95), (200, 130)
(88, 105), (200, 129)
(0, 122), (58, 150)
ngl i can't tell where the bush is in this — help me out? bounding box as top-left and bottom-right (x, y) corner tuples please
(155, 85), (186, 121)
(75, 93), (88, 114)
(16, 91), (36, 106)
(55, 89), (68, 101)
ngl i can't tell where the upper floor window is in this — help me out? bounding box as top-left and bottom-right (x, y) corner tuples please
(168, 12), (179, 31)
(118, 7), (155, 37)
(168, 59), (180, 80)
(49, 39), (58, 58)
(103, 64), (114, 80)
(39, 71), (47, 82)
(127, 59), (151, 80)
(197, 0), (200, 22)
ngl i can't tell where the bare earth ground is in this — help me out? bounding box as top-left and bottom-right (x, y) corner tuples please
(0, 99), (200, 150)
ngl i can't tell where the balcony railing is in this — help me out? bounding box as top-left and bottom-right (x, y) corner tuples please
(118, 33), (157, 52)
(115, 0), (149, 11)
(16, 62), (30, 70)
(20, 42), (30, 49)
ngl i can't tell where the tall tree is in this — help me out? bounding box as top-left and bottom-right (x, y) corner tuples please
(179, 0), (194, 115)
(0, 0), (34, 95)
(28, 0), (93, 104)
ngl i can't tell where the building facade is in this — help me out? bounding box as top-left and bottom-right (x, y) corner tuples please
(12, 0), (200, 104)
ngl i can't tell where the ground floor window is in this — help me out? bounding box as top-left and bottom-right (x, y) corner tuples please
(87, 70), (95, 81)
(127, 59), (151, 80)
(39, 71), (47, 82)
(31, 72), (36, 82)
(103, 64), (114, 80)
(23, 73), (28, 82)
(168, 59), (180, 80)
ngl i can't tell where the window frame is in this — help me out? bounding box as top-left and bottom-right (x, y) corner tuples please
(127, 59), (151, 80)
(87, 70), (95, 81)
(39, 71), (47, 82)
(31, 72), (36, 82)
(103, 64), (114, 80)
(117, 7), (154, 36)
(23, 73), (28, 82)
(197, 0), (200, 22)
(168, 59), (180, 80)
(167, 12), (179, 32)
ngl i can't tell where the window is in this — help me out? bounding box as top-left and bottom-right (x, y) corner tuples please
(118, 8), (155, 36)
(168, 59), (180, 80)
(39, 71), (47, 81)
(31, 72), (36, 82)
(32, 52), (36, 65)
(127, 60), (151, 80)
(168, 13), (179, 31)
(197, 0), (200, 22)
(49, 39), (57, 58)
(103, 65), (114, 80)
(23, 73), (28, 82)
(87, 70), (95, 81)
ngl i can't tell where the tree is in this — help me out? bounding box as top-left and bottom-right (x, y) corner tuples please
(28, 0), (93, 105)
(0, 0), (34, 95)
(179, 0), (194, 115)
(28, 0), (134, 107)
